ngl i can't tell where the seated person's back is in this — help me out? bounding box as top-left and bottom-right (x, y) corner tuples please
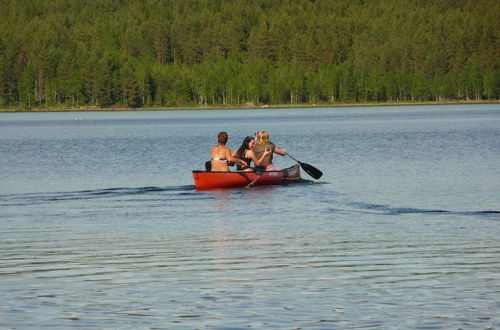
(210, 131), (246, 171)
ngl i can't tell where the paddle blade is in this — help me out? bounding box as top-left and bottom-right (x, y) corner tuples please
(298, 161), (323, 179)
(205, 161), (212, 171)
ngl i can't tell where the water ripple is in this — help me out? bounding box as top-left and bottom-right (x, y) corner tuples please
(344, 202), (500, 217)
(0, 185), (197, 206)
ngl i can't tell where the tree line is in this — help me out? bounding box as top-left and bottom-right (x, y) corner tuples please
(0, 0), (498, 109)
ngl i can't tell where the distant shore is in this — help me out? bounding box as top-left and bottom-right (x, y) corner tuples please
(0, 100), (498, 113)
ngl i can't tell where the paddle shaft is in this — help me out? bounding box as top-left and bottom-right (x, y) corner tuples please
(246, 166), (266, 188)
(267, 141), (322, 179)
(267, 141), (300, 164)
(285, 153), (300, 164)
(246, 174), (260, 188)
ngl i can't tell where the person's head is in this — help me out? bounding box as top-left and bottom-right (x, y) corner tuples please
(217, 131), (228, 145)
(237, 136), (255, 158)
(257, 131), (270, 144)
(249, 137), (256, 149)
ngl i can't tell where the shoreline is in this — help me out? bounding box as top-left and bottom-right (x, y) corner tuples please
(0, 100), (498, 113)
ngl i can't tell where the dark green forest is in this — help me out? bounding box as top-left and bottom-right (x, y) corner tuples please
(0, 0), (498, 109)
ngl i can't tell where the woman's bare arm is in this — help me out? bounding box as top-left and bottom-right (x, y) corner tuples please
(274, 146), (287, 156)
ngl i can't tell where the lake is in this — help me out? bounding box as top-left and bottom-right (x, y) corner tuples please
(1, 104), (499, 328)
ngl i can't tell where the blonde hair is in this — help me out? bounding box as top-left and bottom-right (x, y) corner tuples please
(257, 131), (270, 144)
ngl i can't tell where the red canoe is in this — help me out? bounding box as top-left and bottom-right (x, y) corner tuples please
(192, 164), (301, 189)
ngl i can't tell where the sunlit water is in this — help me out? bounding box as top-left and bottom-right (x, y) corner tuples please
(1, 105), (499, 328)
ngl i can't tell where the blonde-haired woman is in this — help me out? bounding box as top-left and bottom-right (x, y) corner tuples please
(253, 131), (287, 171)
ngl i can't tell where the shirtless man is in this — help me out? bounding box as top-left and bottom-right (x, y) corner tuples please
(210, 131), (247, 171)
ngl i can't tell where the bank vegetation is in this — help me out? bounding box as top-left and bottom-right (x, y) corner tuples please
(0, 0), (498, 110)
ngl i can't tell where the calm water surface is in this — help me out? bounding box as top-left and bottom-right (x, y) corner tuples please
(1, 104), (499, 328)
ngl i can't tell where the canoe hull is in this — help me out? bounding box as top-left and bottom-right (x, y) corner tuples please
(192, 164), (301, 189)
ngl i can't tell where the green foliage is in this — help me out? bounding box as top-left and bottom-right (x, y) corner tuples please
(0, 0), (498, 108)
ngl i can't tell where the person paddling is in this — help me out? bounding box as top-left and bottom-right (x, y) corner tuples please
(210, 131), (247, 172)
(233, 136), (271, 171)
(253, 131), (287, 171)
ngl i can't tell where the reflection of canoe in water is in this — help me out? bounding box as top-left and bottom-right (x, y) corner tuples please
(192, 164), (301, 189)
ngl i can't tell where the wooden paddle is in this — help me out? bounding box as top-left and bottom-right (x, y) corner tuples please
(246, 166), (267, 188)
(266, 139), (323, 180)
(286, 153), (323, 179)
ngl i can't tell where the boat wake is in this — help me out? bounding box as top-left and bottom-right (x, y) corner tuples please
(0, 185), (196, 207)
(345, 202), (500, 217)
(1, 180), (323, 207)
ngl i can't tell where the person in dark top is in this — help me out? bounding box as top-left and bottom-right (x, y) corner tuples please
(233, 136), (271, 171)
